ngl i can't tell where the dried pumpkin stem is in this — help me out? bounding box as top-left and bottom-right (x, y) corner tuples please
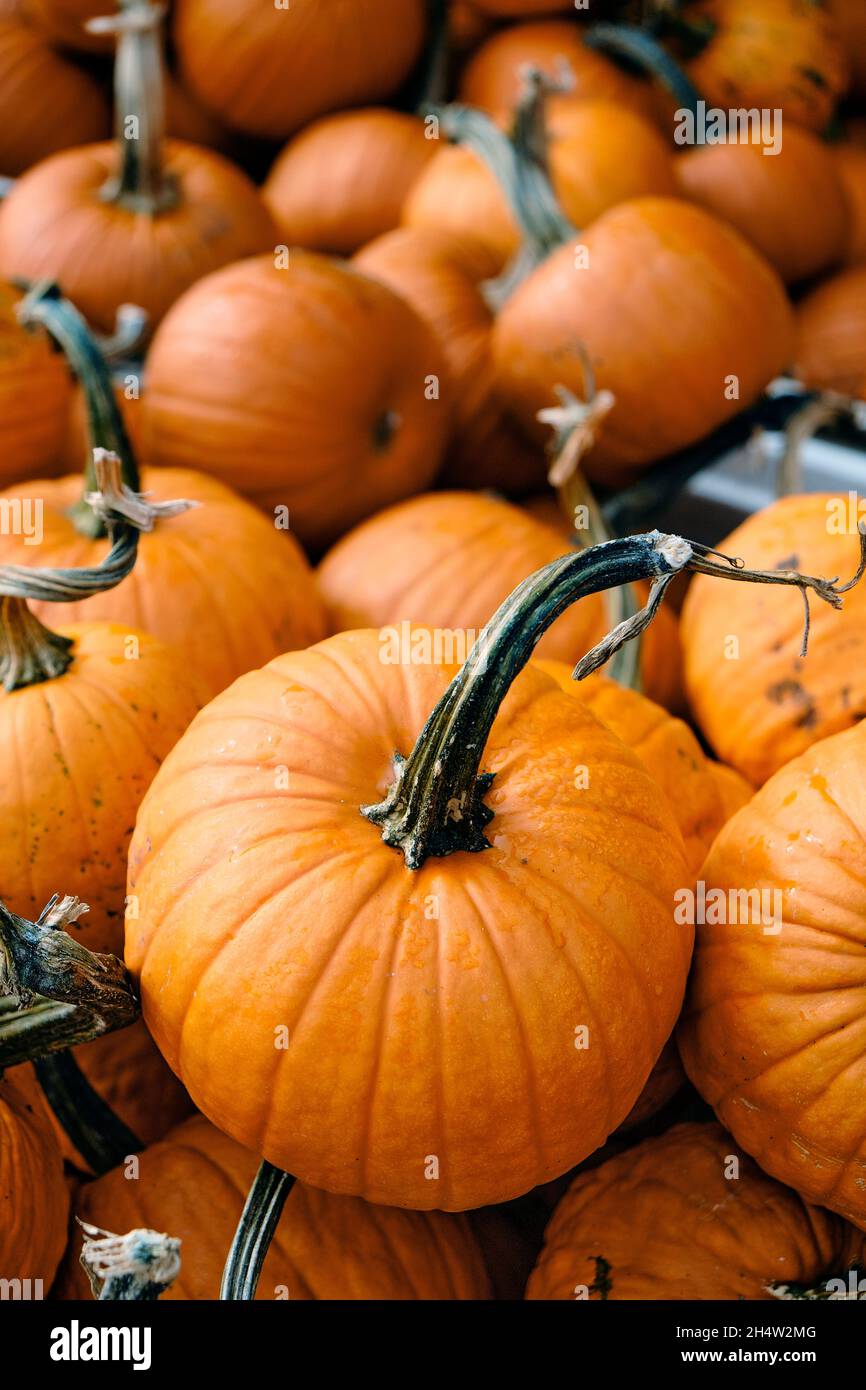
(89, 0), (178, 215)
(363, 527), (866, 870)
(0, 894), (138, 1069)
(35, 1050), (143, 1175)
(79, 1221), (181, 1300)
(220, 1161), (296, 1301)
(584, 21), (702, 117)
(16, 280), (140, 534)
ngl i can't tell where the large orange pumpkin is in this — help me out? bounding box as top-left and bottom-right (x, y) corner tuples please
(0, 1), (277, 332)
(676, 126), (849, 285)
(173, 0), (426, 141)
(264, 109), (437, 258)
(317, 491), (683, 709)
(0, 0), (110, 176)
(527, 1123), (866, 1299)
(678, 723), (866, 1231)
(682, 493), (866, 786)
(354, 228), (544, 494)
(493, 197), (794, 484)
(57, 1113), (491, 1299)
(141, 253), (450, 553)
(0, 281), (72, 487)
(0, 1065), (69, 1289)
(127, 595), (692, 1210)
(680, 0), (849, 134)
(794, 264), (866, 396)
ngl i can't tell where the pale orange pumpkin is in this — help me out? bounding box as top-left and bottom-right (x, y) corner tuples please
(264, 109), (437, 257)
(794, 264), (866, 396)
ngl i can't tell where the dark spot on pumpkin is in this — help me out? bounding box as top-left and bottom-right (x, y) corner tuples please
(774, 554), (800, 571)
(799, 66), (828, 90)
(371, 409), (401, 452)
(589, 1255), (612, 1300)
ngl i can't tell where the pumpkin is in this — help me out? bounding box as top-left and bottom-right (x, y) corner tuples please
(126, 526), (703, 1211)
(141, 253), (450, 553)
(682, 493), (866, 786)
(794, 264), (866, 396)
(458, 19), (656, 124)
(317, 491), (683, 709)
(264, 109), (437, 258)
(0, 280), (72, 487)
(404, 99), (677, 273)
(56, 1113), (492, 1299)
(0, 1065), (69, 1288)
(26, 0), (115, 51)
(173, 0), (426, 141)
(0, 0), (109, 176)
(0, 1), (277, 332)
(707, 759), (752, 820)
(533, 660), (725, 874)
(678, 722), (866, 1231)
(616, 1038), (686, 1134)
(527, 1123), (866, 1299)
(832, 143), (866, 266)
(676, 125), (850, 285)
(492, 197), (795, 484)
(680, 0), (849, 135)
(354, 227), (544, 494)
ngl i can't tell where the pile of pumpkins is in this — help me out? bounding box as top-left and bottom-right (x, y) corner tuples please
(1, 0), (866, 1302)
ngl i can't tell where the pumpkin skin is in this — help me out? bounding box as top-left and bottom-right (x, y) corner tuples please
(0, 469), (325, 699)
(56, 1113), (491, 1300)
(833, 144), (866, 267)
(127, 633), (692, 1210)
(141, 254), (450, 553)
(492, 197), (795, 483)
(707, 760), (752, 820)
(264, 109), (437, 258)
(402, 145), (521, 272)
(682, 493), (866, 786)
(527, 1123), (866, 1299)
(794, 264), (866, 396)
(458, 20), (655, 124)
(676, 126), (849, 285)
(0, 0), (110, 175)
(534, 661), (725, 875)
(1, 1067), (69, 1287)
(354, 228), (544, 494)
(317, 491), (683, 709)
(1, 623), (204, 956)
(26, 0), (115, 52)
(173, 0), (426, 141)
(678, 724), (866, 1231)
(682, 0), (849, 135)
(0, 141), (278, 333)
(0, 281), (72, 487)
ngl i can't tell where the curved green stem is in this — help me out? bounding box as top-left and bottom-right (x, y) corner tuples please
(585, 21), (702, 116)
(362, 529), (866, 870)
(35, 1051), (142, 1174)
(220, 1162), (296, 1301)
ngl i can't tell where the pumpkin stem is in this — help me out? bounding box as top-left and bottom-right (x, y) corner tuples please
(539, 375), (643, 691)
(89, 0), (179, 216)
(16, 281), (141, 537)
(35, 1049), (143, 1175)
(0, 451), (195, 691)
(585, 21), (702, 118)
(362, 526), (866, 869)
(776, 390), (858, 497)
(220, 1161), (296, 1301)
(78, 1221), (182, 1300)
(0, 894), (138, 1069)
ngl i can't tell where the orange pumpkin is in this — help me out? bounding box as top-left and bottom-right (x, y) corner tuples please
(676, 126), (849, 285)
(26, 0), (115, 51)
(264, 109), (437, 258)
(141, 253), (450, 553)
(534, 660), (725, 874)
(706, 760), (752, 820)
(833, 143), (866, 266)
(794, 264), (866, 396)
(56, 1113), (491, 1299)
(458, 19), (656, 124)
(492, 197), (795, 484)
(678, 724), (866, 1230)
(527, 1123), (866, 1299)
(681, 0), (849, 134)
(317, 491), (683, 708)
(173, 0), (426, 141)
(0, 1065), (69, 1288)
(0, 0), (110, 175)
(616, 1038), (686, 1133)
(682, 493), (866, 786)
(355, 227), (544, 494)
(402, 143), (522, 272)
(0, 1), (277, 332)
(0, 281), (72, 487)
